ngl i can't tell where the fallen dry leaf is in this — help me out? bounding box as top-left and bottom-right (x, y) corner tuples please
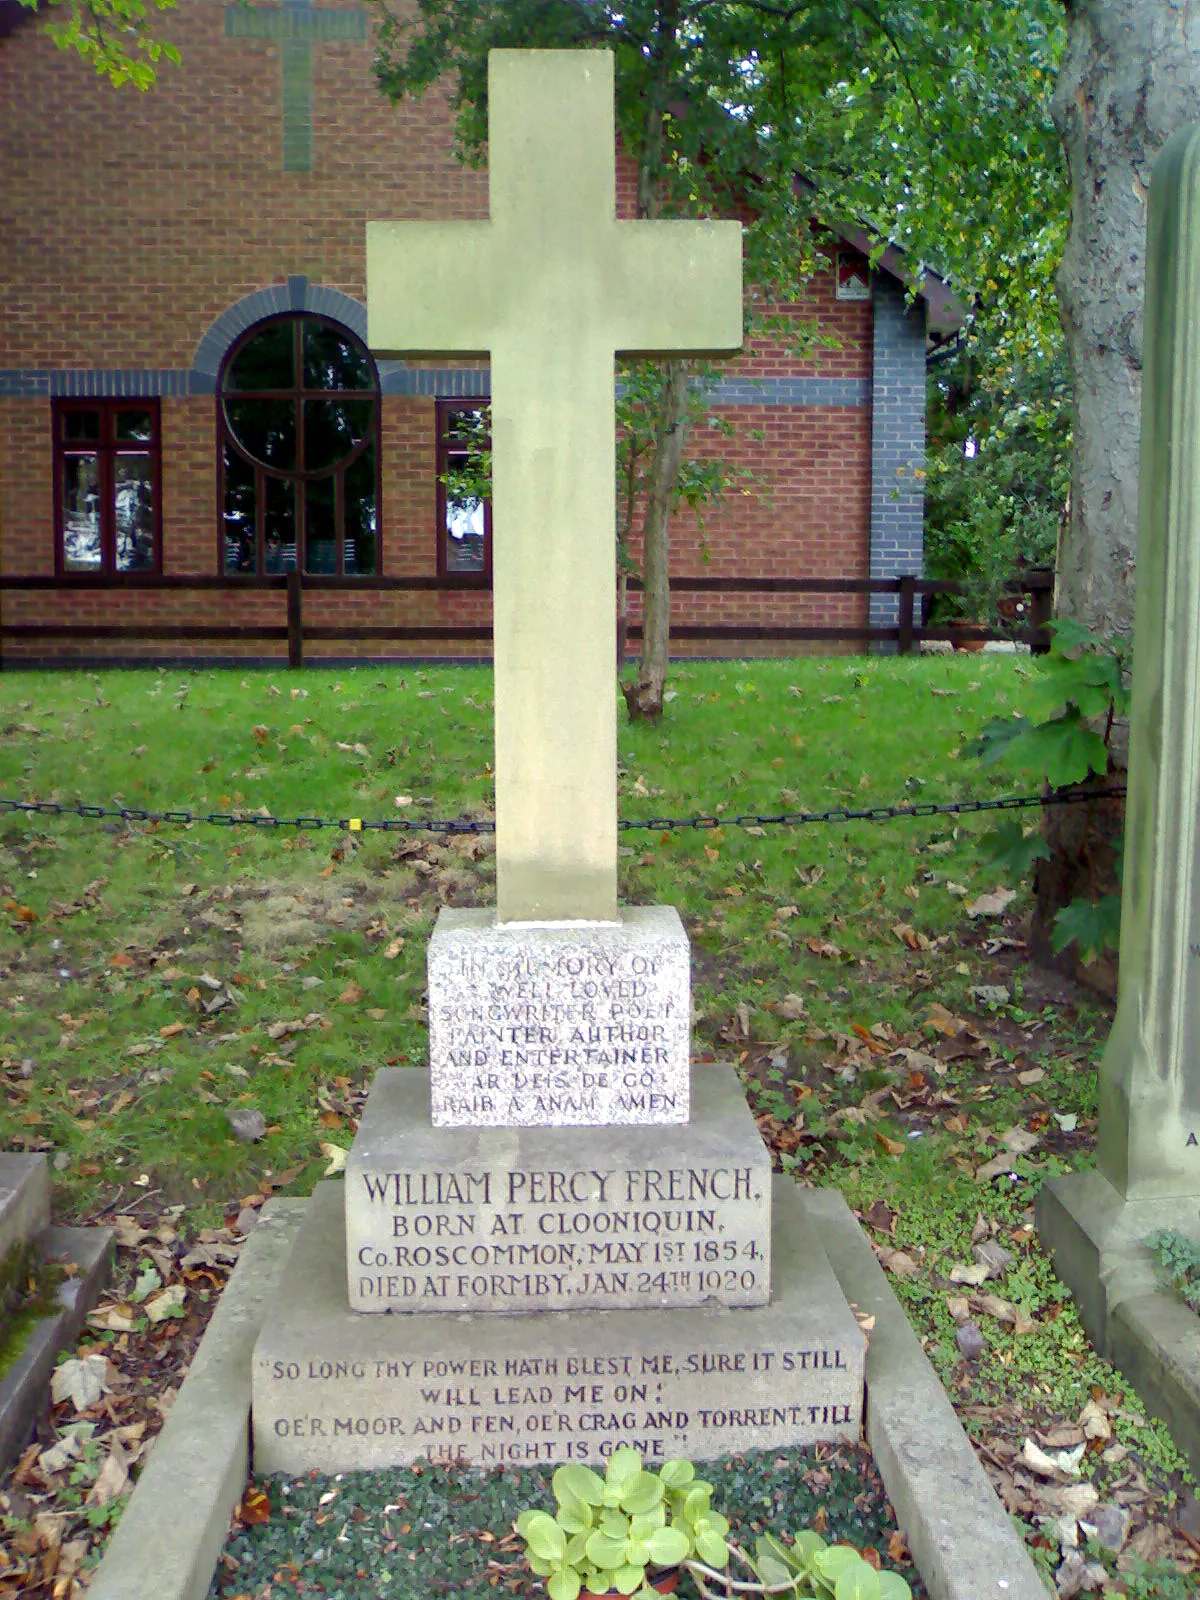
(965, 887), (1017, 919)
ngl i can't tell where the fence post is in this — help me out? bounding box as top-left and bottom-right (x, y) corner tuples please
(897, 575), (916, 656)
(1029, 573), (1053, 655)
(287, 571), (303, 669)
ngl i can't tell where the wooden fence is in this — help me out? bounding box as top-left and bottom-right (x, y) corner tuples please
(0, 569), (1054, 667)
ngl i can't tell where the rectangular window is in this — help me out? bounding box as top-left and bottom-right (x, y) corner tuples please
(54, 401), (162, 576)
(437, 401), (492, 583)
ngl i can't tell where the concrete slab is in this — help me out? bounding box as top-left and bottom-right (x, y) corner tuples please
(809, 1188), (1046, 1600)
(346, 1063), (771, 1313)
(88, 1200), (305, 1600)
(427, 905), (690, 1126)
(1039, 1168), (1200, 1477)
(0, 1152), (50, 1264)
(0, 1223), (113, 1473)
(254, 1177), (863, 1474)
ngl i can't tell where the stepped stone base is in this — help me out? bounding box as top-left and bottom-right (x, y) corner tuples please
(0, 1153), (50, 1264)
(428, 905), (690, 1127)
(346, 1064), (771, 1313)
(252, 1177), (864, 1474)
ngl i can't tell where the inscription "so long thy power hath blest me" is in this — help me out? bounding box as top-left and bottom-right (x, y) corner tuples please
(351, 1163), (769, 1310)
(264, 1347), (855, 1465)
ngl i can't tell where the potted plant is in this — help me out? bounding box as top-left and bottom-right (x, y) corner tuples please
(514, 1447), (913, 1600)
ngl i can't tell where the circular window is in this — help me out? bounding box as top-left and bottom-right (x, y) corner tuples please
(219, 314), (380, 577)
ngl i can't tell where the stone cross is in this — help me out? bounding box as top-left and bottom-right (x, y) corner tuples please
(225, 0), (367, 175)
(367, 50), (742, 923)
(1093, 122), (1200, 1201)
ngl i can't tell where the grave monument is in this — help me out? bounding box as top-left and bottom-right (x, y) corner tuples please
(1038, 123), (1200, 1471)
(250, 48), (865, 1472)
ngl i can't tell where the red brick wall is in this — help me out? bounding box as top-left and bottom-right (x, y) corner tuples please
(0, 2), (873, 660)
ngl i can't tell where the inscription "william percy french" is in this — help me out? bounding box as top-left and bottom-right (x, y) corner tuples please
(361, 1167), (756, 1207)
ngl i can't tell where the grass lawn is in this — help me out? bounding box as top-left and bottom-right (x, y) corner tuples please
(0, 654), (1196, 1597)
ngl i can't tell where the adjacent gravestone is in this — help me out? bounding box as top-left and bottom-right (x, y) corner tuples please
(0, 1153), (114, 1471)
(1038, 122), (1200, 1473)
(251, 48), (866, 1474)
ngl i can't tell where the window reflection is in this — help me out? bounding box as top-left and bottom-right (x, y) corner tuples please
(114, 454), (155, 571)
(62, 455), (102, 570)
(219, 315), (380, 577)
(438, 403), (491, 579)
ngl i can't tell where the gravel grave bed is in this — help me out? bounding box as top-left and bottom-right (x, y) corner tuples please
(208, 1443), (925, 1599)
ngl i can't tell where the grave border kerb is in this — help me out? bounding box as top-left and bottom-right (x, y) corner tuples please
(85, 1186), (1045, 1600)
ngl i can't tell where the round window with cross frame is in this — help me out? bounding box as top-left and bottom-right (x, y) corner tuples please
(218, 313), (381, 577)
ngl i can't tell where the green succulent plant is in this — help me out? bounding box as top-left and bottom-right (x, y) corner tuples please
(513, 1450), (914, 1600)
(516, 1447), (690, 1599)
(746, 1529), (912, 1599)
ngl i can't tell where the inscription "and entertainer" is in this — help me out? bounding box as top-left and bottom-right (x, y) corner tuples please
(429, 929), (690, 1126)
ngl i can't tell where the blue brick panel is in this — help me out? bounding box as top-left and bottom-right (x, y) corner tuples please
(869, 281), (926, 644)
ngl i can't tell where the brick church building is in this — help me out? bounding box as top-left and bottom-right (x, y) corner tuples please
(0, 0), (962, 664)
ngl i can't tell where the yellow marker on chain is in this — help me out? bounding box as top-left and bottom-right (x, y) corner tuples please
(349, 818), (363, 832)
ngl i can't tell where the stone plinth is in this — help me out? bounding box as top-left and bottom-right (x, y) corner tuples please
(427, 906), (690, 1128)
(253, 1177), (863, 1474)
(346, 1064), (770, 1314)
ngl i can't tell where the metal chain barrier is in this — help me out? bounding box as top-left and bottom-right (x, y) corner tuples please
(0, 786), (1126, 838)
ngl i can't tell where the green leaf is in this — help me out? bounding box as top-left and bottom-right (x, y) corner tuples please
(605, 1447), (643, 1489)
(752, 1550), (797, 1586)
(876, 1573), (913, 1600)
(815, 1547), (862, 1581)
(695, 1526), (730, 1568)
(621, 1473), (665, 1515)
(969, 716), (1032, 766)
(835, 1561), (881, 1600)
(648, 1525), (690, 1566)
(658, 1459), (695, 1489)
(1021, 709), (1109, 786)
(555, 1465), (606, 1507)
(586, 1530), (630, 1570)
(791, 1530), (829, 1566)
(614, 1563), (649, 1595)
(979, 818), (1052, 877)
(757, 1532), (805, 1574)
(521, 1512), (566, 1564)
(1050, 893), (1122, 963)
(547, 1569), (583, 1600)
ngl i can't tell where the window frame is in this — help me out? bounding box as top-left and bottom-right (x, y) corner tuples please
(217, 312), (383, 579)
(436, 399), (493, 586)
(52, 399), (164, 579)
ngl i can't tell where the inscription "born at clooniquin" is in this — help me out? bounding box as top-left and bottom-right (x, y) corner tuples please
(360, 1167), (757, 1207)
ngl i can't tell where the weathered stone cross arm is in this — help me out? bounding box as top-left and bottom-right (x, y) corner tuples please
(367, 51), (742, 923)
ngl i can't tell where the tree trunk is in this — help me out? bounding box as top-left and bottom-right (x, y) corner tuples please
(622, 361), (690, 720)
(1037, 0), (1200, 967)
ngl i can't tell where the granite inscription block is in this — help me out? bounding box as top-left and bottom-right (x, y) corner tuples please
(346, 1065), (770, 1312)
(427, 906), (690, 1128)
(254, 1177), (864, 1473)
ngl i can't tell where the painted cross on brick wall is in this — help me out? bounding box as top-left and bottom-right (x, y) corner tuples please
(225, 0), (367, 174)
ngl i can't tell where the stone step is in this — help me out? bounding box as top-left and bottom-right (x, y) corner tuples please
(253, 1175), (863, 1474)
(346, 1063), (771, 1314)
(0, 1223), (115, 1473)
(0, 1153), (50, 1267)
